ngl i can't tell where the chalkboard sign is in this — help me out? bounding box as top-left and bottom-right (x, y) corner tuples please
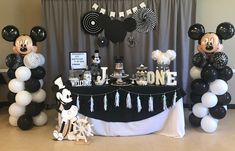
(69, 51), (87, 70)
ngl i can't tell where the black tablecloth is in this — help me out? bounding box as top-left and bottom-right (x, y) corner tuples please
(67, 85), (185, 122)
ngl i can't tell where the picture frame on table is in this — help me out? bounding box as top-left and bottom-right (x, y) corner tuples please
(69, 51), (88, 70)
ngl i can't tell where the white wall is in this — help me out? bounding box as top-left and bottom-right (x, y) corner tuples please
(196, 0), (235, 104)
(0, 0), (41, 69)
(0, 0), (41, 102)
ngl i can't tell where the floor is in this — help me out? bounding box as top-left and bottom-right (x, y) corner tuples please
(0, 107), (235, 151)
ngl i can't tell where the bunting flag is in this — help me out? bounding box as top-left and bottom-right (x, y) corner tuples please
(115, 91), (120, 107)
(90, 96), (94, 112)
(76, 95), (80, 111)
(92, 3), (99, 10)
(172, 91), (177, 107)
(137, 95), (142, 112)
(126, 92), (132, 109)
(91, 2), (147, 18)
(162, 94), (167, 110)
(104, 94), (108, 111)
(148, 95), (154, 112)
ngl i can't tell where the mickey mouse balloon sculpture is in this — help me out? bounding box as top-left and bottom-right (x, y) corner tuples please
(188, 22), (234, 133)
(2, 25), (48, 130)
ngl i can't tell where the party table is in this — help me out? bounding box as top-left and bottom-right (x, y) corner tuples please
(67, 85), (186, 138)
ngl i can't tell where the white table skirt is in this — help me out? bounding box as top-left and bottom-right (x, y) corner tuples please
(78, 98), (185, 138)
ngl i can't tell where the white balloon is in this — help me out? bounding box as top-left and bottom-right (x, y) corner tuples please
(210, 79), (228, 95)
(190, 66), (202, 79)
(223, 105), (228, 111)
(15, 66), (31, 81)
(201, 115), (218, 133)
(192, 103), (208, 118)
(8, 79), (25, 93)
(15, 91), (32, 106)
(8, 103), (25, 118)
(38, 53), (45, 66)
(32, 89), (46, 103)
(33, 111), (48, 126)
(201, 92), (218, 108)
(23, 52), (41, 69)
(39, 79), (44, 88)
(9, 116), (18, 126)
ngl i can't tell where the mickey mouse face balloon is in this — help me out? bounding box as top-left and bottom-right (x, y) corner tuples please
(2, 25), (47, 55)
(197, 33), (222, 55)
(188, 22), (235, 56)
(14, 35), (35, 55)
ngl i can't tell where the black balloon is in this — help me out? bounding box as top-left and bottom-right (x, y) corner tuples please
(209, 105), (227, 119)
(190, 92), (202, 104)
(2, 25), (19, 42)
(217, 92), (231, 105)
(210, 52), (228, 69)
(192, 53), (207, 68)
(7, 91), (16, 103)
(17, 115), (33, 130)
(218, 66), (233, 81)
(216, 22), (235, 40)
(201, 65), (218, 82)
(105, 20), (127, 43)
(31, 66), (46, 79)
(5, 53), (23, 69)
(30, 26), (47, 42)
(25, 78), (41, 93)
(7, 68), (16, 79)
(188, 24), (205, 40)
(25, 102), (42, 117)
(191, 79), (209, 95)
(123, 17), (137, 32)
(189, 113), (202, 127)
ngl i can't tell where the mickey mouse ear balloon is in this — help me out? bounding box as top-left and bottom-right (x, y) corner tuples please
(216, 22), (235, 40)
(2, 25), (19, 42)
(133, 8), (157, 33)
(30, 26), (47, 42)
(82, 11), (103, 35)
(188, 24), (205, 40)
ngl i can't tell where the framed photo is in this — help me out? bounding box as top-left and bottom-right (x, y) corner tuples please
(69, 51), (87, 70)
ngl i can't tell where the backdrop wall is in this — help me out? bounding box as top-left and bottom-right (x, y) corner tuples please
(0, 0), (41, 69)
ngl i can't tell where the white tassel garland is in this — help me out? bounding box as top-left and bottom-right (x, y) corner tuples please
(90, 96), (94, 112)
(104, 94), (107, 111)
(115, 91), (120, 107)
(162, 94), (167, 110)
(76, 95), (80, 111)
(137, 95), (142, 112)
(148, 96), (154, 112)
(126, 93), (132, 109)
(172, 91), (177, 107)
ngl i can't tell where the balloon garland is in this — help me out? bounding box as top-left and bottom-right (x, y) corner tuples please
(188, 22), (234, 133)
(2, 25), (48, 130)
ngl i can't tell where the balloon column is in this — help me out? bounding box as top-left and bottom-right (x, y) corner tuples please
(2, 25), (48, 130)
(188, 22), (234, 133)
